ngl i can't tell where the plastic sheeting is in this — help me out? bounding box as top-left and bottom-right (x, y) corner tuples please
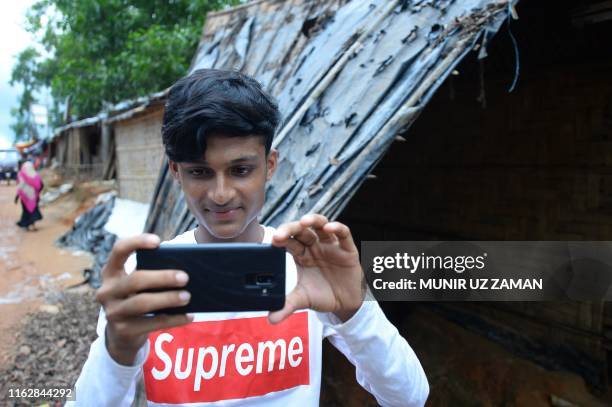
(56, 195), (150, 286)
(104, 198), (149, 240)
(56, 196), (116, 288)
(146, 0), (517, 240)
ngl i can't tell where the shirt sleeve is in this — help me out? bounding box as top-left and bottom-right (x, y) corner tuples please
(318, 300), (429, 407)
(67, 307), (149, 407)
(68, 253), (148, 406)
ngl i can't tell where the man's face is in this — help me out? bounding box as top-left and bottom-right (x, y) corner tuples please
(169, 134), (277, 242)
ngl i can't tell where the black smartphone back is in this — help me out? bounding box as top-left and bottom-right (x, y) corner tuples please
(136, 243), (286, 314)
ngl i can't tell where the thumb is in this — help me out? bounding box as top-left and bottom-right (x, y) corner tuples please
(268, 288), (306, 324)
(105, 233), (160, 278)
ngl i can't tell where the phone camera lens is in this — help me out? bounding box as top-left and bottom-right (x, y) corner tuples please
(256, 274), (274, 285)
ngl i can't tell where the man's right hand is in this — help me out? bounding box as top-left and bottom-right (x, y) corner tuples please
(95, 234), (193, 366)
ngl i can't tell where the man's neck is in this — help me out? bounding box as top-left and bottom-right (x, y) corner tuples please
(195, 222), (265, 244)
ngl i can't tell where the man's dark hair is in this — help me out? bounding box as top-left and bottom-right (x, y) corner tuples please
(162, 69), (280, 162)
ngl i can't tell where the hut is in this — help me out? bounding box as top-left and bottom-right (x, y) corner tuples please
(49, 90), (168, 201)
(142, 0), (612, 395)
(50, 116), (108, 180)
(344, 0), (612, 389)
(104, 90), (167, 203)
(146, 0), (517, 236)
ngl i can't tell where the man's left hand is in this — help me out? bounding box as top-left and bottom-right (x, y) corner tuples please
(269, 214), (365, 324)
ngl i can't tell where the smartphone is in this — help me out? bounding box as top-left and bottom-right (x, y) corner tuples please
(136, 243), (286, 314)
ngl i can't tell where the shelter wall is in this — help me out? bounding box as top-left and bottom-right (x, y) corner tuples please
(340, 50), (612, 390)
(54, 136), (67, 167)
(343, 65), (612, 241)
(53, 125), (103, 180)
(114, 106), (165, 203)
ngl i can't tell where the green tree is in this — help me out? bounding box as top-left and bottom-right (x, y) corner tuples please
(10, 0), (240, 141)
(10, 47), (42, 142)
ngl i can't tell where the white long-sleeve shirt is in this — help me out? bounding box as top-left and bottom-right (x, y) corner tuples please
(70, 226), (429, 406)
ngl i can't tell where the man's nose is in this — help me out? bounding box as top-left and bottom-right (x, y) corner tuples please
(209, 175), (235, 205)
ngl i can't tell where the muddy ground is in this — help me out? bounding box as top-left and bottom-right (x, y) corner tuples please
(0, 183), (93, 369)
(0, 179), (109, 406)
(0, 179), (611, 406)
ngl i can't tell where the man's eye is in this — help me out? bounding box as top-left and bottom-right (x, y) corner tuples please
(189, 168), (211, 177)
(232, 166), (253, 176)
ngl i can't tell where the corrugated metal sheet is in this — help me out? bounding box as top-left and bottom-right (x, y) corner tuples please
(146, 0), (517, 239)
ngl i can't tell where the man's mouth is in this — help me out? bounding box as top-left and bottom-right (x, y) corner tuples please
(206, 207), (241, 221)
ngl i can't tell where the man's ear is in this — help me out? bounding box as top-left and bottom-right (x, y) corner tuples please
(168, 160), (181, 184)
(266, 149), (278, 181)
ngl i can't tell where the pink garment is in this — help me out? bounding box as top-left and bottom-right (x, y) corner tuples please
(16, 163), (42, 213)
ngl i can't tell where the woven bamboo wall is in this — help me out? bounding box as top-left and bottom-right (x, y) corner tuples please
(115, 105), (165, 203)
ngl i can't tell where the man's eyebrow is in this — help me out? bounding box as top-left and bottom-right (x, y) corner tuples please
(228, 155), (259, 164)
(185, 155), (260, 165)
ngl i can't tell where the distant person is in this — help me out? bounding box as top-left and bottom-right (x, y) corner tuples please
(14, 161), (43, 231)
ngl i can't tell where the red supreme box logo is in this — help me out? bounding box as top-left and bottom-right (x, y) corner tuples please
(144, 312), (310, 403)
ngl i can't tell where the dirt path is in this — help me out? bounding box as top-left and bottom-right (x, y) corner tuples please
(0, 184), (92, 368)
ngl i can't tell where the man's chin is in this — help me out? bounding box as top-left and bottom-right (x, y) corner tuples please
(201, 222), (244, 241)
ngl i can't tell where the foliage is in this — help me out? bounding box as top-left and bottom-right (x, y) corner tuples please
(10, 47), (41, 141)
(9, 0), (240, 142)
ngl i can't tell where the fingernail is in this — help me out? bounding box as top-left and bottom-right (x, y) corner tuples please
(146, 235), (160, 245)
(179, 291), (191, 302)
(176, 272), (189, 284)
(187, 313), (195, 321)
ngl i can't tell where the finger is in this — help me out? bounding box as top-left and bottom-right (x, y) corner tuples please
(300, 214), (338, 243)
(293, 227), (318, 247)
(130, 313), (194, 337)
(105, 234), (161, 278)
(324, 222), (356, 252)
(115, 269), (189, 298)
(272, 222), (304, 243)
(106, 290), (191, 320)
(272, 221), (310, 255)
(273, 237), (307, 259)
(300, 214), (336, 243)
(273, 218), (318, 246)
(300, 213), (329, 228)
(268, 286), (308, 324)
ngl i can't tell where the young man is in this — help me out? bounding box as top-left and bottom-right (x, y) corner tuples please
(72, 69), (429, 406)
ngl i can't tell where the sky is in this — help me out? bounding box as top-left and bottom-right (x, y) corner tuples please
(0, 0), (36, 149)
